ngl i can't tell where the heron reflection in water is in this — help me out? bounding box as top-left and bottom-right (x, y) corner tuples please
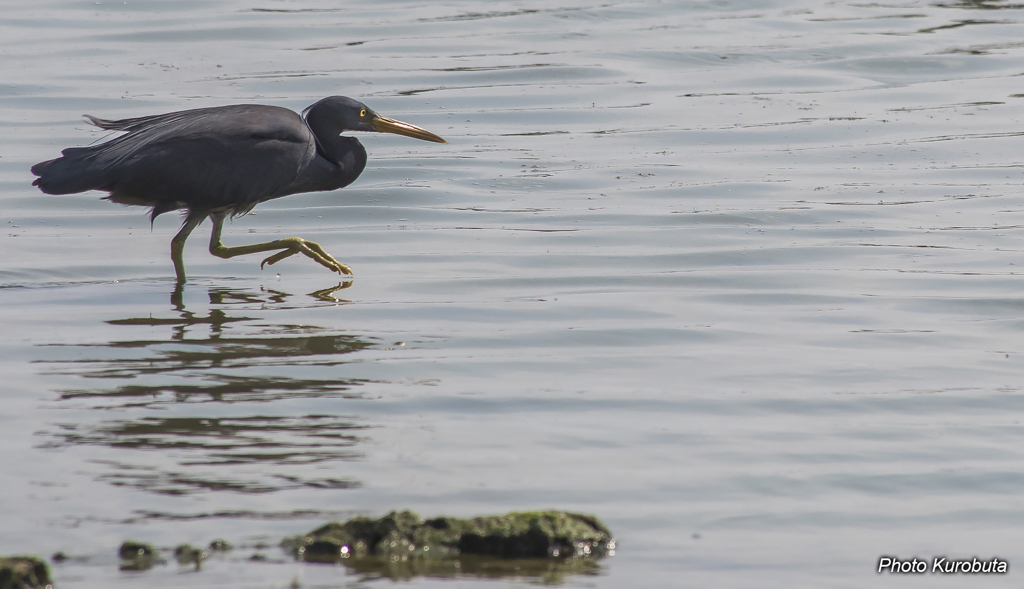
(31, 96), (447, 283)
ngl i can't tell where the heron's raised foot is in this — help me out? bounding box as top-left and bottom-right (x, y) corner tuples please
(257, 237), (353, 275)
(169, 214), (353, 284)
(206, 213), (352, 277)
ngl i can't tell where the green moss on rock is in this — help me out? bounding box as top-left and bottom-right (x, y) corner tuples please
(117, 540), (155, 561)
(118, 540), (160, 571)
(0, 556), (52, 589)
(284, 510), (614, 565)
(174, 544), (205, 570)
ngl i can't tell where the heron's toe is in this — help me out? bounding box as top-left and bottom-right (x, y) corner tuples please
(260, 249), (298, 269)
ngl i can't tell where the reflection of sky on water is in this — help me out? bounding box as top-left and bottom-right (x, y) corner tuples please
(36, 284), (374, 496)
(44, 322), (372, 402)
(48, 415), (364, 495)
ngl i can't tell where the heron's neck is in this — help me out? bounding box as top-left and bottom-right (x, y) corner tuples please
(317, 134), (368, 188)
(315, 133), (356, 163)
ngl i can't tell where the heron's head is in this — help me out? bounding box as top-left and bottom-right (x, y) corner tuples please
(303, 96), (447, 143)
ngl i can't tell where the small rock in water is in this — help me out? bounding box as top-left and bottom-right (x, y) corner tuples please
(118, 540), (160, 571)
(174, 544), (206, 570)
(0, 555), (53, 589)
(50, 552), (68, 563)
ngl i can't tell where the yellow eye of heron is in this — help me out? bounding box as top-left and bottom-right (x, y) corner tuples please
(360, 109), (366, 117)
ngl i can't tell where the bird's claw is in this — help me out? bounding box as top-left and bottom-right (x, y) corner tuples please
(260, 238), (353, 275)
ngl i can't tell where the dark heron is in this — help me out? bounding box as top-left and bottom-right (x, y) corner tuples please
(31, 96), (447, 283)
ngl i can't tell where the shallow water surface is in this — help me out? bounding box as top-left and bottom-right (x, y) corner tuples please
(4, 0), (1024, 587)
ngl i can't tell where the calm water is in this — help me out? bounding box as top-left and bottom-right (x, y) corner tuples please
(4, 0), (1024, 586)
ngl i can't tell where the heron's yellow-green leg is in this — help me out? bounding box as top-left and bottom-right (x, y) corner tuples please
(207, 214), (352, 275)
(171, 216), (204, 284)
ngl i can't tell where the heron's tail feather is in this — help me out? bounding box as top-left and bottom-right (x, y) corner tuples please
(31, 114), (144, 194)
(30, 147), (110, 195)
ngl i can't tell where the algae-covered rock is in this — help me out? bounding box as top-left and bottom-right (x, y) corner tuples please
(174, 544), (206, 570)
(118, 540), (160, 571)
(0, 556), (52, 589)
(118, 540), (155, 560)
(284, 510), (614, 567)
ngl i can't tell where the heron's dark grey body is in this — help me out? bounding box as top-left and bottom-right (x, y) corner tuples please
(31, 100), (367, 222)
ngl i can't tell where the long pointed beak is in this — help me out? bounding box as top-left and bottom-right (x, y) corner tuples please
(371, 115), (447, 143)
